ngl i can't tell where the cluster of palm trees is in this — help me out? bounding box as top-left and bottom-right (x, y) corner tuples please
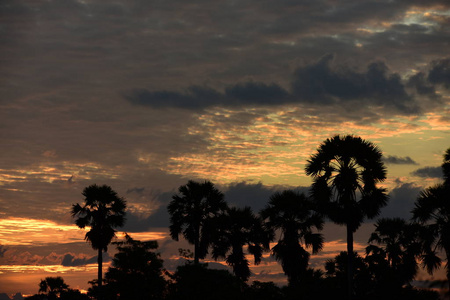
(167, 135), (450, 299)
(69, 135), (450, 300)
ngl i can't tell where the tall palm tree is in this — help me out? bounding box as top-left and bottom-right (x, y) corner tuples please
(260, 190), (324, 286)
(168, 180), (228, 264)
(366, 218), (422, 289)
(211, 206), (272, 281)
(305, 135), (388, 299)
(72, 184), (127, 295)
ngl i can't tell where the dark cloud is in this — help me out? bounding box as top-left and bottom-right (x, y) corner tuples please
(126, 54), (445, 115)
(383, 155), (418, 165)
(61, 252), (110, 267)
(291, 55), (417, 112)
(124, 83), (289, 110)
(223, 182), (308, 212)
(428, 58), (450, 88)
(407, 72), (437, 96)
(380, 182), (421, 219)
(0, 245), (7, 258)
(411, 166), (443, 179)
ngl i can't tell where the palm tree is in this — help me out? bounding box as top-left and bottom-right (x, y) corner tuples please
(305, 135), (388, 299)
(260, 190), (324, 286)
(443, 147), (450, 185)
(366, 218), (422, 291)
(72, 184), (127, 296)
(412, 184), (450, 291)
(211, 206), (272, 281)
(168, 180), (228, 264)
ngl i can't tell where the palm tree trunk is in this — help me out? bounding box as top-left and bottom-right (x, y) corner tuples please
(98, 248), (103, 300)
(347, 225), (354, 300)
(194, 223), (200, 264)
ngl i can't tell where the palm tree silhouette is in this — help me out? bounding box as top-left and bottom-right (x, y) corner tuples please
(260, 190), (324, 286)
(168, 180), (228, 264)
(366, 218), (422, 291)
(71, 184), (127, 297)
(212, 206), (272, 281)
(443, 147), (450, 185)
(305, 135), (388, 299)
(412, 184), (450, 291)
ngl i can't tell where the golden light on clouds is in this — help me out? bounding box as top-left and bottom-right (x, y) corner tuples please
(156, 106), (450, 187)
(0, 161), (119, 186)
(0, 218), (86, 246)
(0, 217), (168, 246)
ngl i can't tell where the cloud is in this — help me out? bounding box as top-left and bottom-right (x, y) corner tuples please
(380, 182), (422, 219)
(223, 182), (308, 212)
(0, 245), (7, 258)
(291, 54), (415, 112)
(428, 58), (450, 89)
(126, 54), (445, 116)
(61, 252), (110, 267)
(383, 155), (418, 165)
(411, 166), (443, 179)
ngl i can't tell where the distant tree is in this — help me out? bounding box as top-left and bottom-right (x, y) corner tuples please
(325, 252), (372, 299)
(305, 135), (388, 299)
(38, 277), (69, 300)
(366, 217), (422, 293)
(71, 184), (127, 296)
(168, 180), (228, 264)
(167, 263), (244, 300)
(103, 234), (166, 300)
(260, 190), (323, 286)
(245, 281), (283, 300)
(211, 206), (272, 281)
(24, 277), (89, 300)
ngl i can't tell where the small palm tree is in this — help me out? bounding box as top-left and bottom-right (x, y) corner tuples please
(305, 135), (388, 299)
(72, 184), (127, 295)
(168, 180), (228, 264)
(211, 206), (272, 281)
(412, 184), (450, 290)
(443, 147), (450, 185)
(366, 218), (422, 290)
(260, 190), (323, 286)
(412, 147), (450, 292)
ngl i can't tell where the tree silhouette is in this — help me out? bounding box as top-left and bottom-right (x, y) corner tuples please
(305, 135), (388, 299)
(25, 277), (89, 300)
(71, 184), (127, 297)
(103, 234), (166, 300)
(211, 206), (272, 281)
(325, 252), (372, 299)
(412, 150), (450, 292)
(260, 190), (323, 286)
(443, 147), (450, 185)
(366, 218), (422, 295)
(38, 277), (69, 300)
(167, 263), (244, 300)
(168, 180), (228, 264)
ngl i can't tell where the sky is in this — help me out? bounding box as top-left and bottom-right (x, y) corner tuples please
(1, 0), (450, 296)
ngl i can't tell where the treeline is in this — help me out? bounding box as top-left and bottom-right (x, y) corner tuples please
(25, 135), (449, 300)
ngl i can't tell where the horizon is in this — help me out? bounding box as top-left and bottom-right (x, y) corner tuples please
(1, 0), (450, 296)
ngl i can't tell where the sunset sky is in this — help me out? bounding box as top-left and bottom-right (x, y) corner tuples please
(1, 0), (450, 296)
